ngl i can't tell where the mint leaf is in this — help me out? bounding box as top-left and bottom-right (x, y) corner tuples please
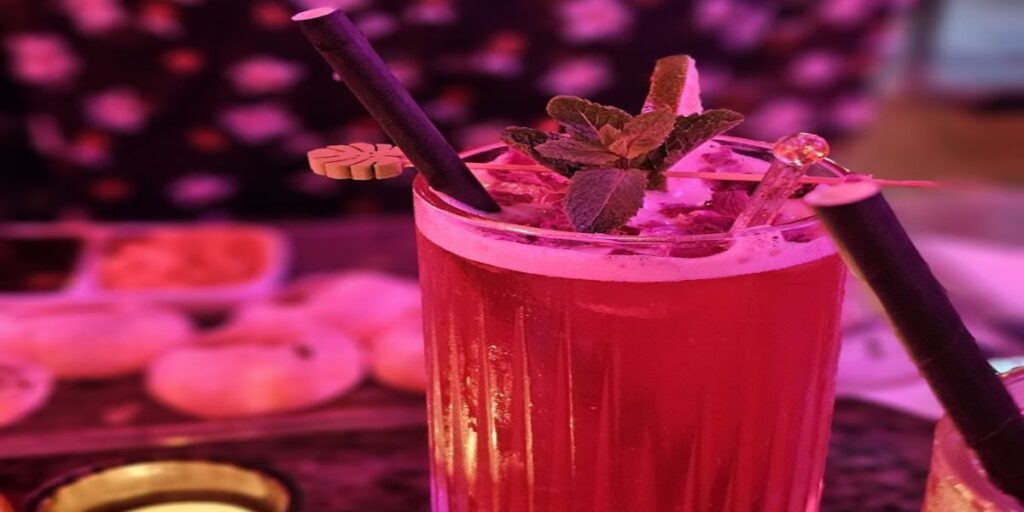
(642, 109), (744, 171)
(607, 109), (676, 159)
(642, 55), (700, 114)
(500, 127), (581, 177)
(564, 168), (647, 232)
(535, 138), (620, 166)
(646, 170), (667, 191)
(598, 124), (621, 147)
(546, 96), (632, 140)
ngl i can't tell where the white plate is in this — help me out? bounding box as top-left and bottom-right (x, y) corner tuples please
(0, 223), (289, 313)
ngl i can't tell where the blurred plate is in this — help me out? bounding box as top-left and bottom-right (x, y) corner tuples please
(0, 223), (289, 314)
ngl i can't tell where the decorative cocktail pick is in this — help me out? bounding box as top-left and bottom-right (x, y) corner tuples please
(732, 132), (830, 230)
(304, 141), (940, 190)
(292, 7), (499, 212)
(806, 182), (1024, 503)
(308, 143), (404, 180)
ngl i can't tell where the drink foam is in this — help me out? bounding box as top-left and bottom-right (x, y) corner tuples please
(415, 142), (837, 282)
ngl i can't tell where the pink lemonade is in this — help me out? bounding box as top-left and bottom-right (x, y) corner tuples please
(413, 140), (847, 512)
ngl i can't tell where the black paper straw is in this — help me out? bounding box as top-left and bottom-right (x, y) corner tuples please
(292, 7), (499, 212)
(806, 181), (1024, 501)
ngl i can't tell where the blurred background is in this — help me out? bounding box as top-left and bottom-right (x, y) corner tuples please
(1, 0), (1019, 221)
(0, 0), (1021, 510)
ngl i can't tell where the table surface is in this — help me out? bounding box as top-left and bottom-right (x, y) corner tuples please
(0, 399), (934, 511)
(0, 209), (994, 510)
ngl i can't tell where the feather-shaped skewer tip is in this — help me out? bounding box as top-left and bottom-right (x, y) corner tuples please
(307, 143), (405, 180)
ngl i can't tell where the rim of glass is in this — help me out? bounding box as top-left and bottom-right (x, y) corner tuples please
(414, 135), (851, 244)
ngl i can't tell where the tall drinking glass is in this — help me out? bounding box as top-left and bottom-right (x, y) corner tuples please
(414, 138), (848, 511)
(923, 367), (1024, 511)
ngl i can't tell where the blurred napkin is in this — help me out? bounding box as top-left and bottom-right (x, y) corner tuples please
(917, 236), (1024, 323)
(836, 235), (1024, 420)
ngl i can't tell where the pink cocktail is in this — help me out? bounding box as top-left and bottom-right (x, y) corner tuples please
(414, 139), (847, 511)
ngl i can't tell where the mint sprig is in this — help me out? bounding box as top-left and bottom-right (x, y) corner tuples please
(546, 96), (632, 140)
(608, 109), (676, 159)
(499, 126), (581, 177)
(497, 56), (745, 233)
(564, 168), (648, 233)
(535, 138), (620, 165)
(642, 54), (696, 113)
(639, 109), (744, 171)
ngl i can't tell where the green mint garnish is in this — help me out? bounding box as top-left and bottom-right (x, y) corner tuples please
(642, 55), (695, 113)
(534, 138), (620, 165)
(564, 168), (648, 233)
(608, 109), (676, 159)
(640, 109), (744, 171)
(546, 96), (632, 140)
(597, 124), (621, 147)
(499, 126), (581, 177)
(499, 55), (745, 233)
